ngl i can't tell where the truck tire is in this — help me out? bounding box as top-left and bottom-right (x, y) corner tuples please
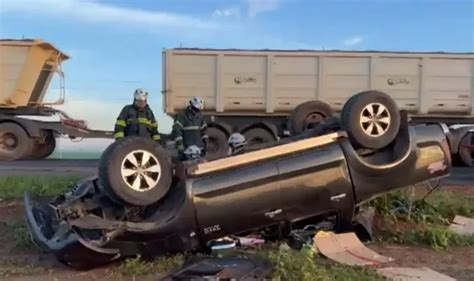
(30, 131), (56, 159)
(459, 132), (474, 167)
(205, 127), (229, 160)
(340, 91), (400, 149)
(243, 128), (276, 147)
(290, 101), (335, 134)
(0, 122), (34, 161)
(98, 137), (172, 206)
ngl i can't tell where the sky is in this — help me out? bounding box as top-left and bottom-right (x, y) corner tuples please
(0, 0), (473, 152)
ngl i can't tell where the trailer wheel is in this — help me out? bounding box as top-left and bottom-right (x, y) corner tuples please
(0, 122), (34, 161)
(243, 128), (276, 147)
(30, 131), (56, 160)
(204, 127), (229, 160)
(340, 91), (400, 149)
(459, 132), (474, 167)
(290, 101), (334, 134)
(98, 137), (172, 206)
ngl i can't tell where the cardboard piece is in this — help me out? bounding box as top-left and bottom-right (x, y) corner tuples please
(313, 232), (393, 266)
(377, 267), (457, 281)
(449, 215), (474, 235)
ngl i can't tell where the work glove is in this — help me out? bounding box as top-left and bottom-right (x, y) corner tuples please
(176, 139), (184, 152)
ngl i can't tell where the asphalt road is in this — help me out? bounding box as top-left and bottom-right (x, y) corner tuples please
(0, 160), (472, 185)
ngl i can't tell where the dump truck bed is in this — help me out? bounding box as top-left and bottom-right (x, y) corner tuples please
(0, 39), (69, 108)
(162, 48), (474, 117)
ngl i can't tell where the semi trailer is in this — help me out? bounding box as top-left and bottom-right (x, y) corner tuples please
(0, 39), (113, 161)
(162, 48), (474, 165)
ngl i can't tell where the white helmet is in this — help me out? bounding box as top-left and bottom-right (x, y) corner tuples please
(134, 88), (148, 101)
(183, 145), (202, 159)
(190, 96), (204, 110)
(228, 133), (246, 148)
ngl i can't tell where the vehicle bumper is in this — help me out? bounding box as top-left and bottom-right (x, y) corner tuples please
(24, 191), (120, 268)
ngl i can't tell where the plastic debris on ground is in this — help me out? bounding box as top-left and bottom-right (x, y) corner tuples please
(449, 215), (474, 235)
(235, 236), (265, 248)
(313, 231), (393, 266)
(163, 255), (272, 281)
(376, 267), (457, 281)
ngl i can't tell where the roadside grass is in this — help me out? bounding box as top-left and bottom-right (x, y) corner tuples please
(0, 176), (80, 201)
(261, 244), (385, 281)
(0, 222), (36, 251)
(0, 260), (46, 278)
(112, 245), (386, 280)
(367, 186), (474, 250)
(111, 254), (185, 277)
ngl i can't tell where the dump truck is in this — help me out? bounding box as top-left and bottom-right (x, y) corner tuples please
(162, 48), (474, 165)
(0, 39), (113, 161)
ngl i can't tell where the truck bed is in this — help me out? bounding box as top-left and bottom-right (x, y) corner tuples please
(163, 48), (474, 117)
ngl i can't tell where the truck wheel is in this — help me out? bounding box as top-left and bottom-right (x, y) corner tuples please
(205, 127), (229, 160)
(243, 128), (276, 147)
(98, 137), (172, 206)
(290, 101), (335, 134)
(0, 122), (34, 161)
(340, 91), (400, 149)
(30, 131), (56, 159)
(459, 132), (474, 167)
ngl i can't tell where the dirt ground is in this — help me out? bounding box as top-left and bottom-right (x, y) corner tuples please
(369, 244), (474, 281)
(0, 188), (473, 281)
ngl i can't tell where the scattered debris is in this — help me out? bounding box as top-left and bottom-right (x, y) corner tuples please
(313, 231), (393, 266)
(235, 236), (265, 248)
(449, 215), (474, 235)
(163, 256), (272, 281)
(376, 267), (456, 281)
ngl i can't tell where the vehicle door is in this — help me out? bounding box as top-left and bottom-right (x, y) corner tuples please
(276, 144), (355, 224)
(191, 160), (283, 240)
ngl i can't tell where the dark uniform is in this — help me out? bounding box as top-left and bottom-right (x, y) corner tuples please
(114, 104), (161, 141)
(172, 106), (208, 153)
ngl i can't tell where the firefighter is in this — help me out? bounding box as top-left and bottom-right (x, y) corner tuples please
(114, 88), (161, 142)
(227, 133), (247, 156)
(172, 97), (209, 157)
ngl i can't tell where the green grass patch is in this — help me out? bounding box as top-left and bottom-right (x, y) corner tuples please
(0, 222), (35, 251)
(0, 176), (80, 201)
(397, 226), (474, 250)
(112, 254), (185, 277)
(262, 244), (385, 281)
(0, 260), (46, 278)
(368, 188), (474, 225)
(366, 187), (474, 250)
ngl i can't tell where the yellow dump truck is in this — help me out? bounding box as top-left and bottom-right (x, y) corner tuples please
(162, 48), (474, 165)
(0, 39), (113, 161)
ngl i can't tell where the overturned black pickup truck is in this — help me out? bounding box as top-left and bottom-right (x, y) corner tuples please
(24, 91), (453, 270)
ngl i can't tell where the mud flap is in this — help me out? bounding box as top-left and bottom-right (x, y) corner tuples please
(24, 191), (121, 269)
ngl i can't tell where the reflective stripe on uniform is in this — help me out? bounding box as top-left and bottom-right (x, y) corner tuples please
(183, 126), (200, 130)
(126, 118), (156, 127)
(153, 135), (161, 141)
(116, 120), (127, 127)
(201, 134), (209, 139)
(174, 120), (184, 128)
(175, 136), (183, 141)
(200, 123), (208, 130)
(114, 132), (125, 138)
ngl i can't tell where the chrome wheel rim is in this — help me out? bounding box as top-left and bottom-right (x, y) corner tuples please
(120, 150), (161, 192)
(360, 103), (391, 137)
